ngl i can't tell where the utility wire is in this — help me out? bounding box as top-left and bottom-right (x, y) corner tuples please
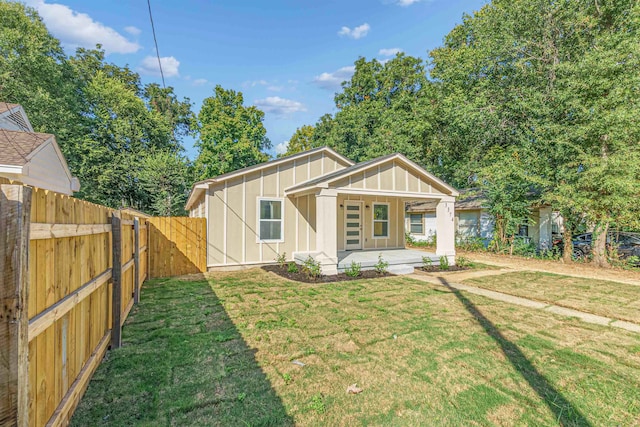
(147, 0), (166, 89)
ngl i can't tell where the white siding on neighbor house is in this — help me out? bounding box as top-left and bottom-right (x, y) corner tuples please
(0, 141), (75, 195)
(405, 212), (436, 242)
(205, 151), (350, 267)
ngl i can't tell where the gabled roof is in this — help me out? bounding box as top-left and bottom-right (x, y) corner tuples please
(185, 146), (353, 209)
(0, 103), (34, 132)
(0, 129), (54, 167)
(407, 189), (486, 212)
(285, 153), (459, 197)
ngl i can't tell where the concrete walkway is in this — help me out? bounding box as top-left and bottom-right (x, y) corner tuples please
(410, 273), (640, 334)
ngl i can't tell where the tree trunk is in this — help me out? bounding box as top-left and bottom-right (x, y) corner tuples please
(562, 225), (573, 263)
(591, 222), (610, 268)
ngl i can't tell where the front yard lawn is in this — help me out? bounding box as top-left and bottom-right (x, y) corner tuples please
(72, 270), (640, 426)
(463, 271), (640, 323)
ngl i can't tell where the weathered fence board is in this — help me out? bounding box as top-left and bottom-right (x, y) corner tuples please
(147, 217), (207, 278)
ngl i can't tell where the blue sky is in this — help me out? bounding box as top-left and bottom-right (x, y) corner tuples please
(24, 0), (487, 159)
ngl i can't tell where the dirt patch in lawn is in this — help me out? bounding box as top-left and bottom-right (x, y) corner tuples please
(262, 264), (393, 283)
(417, 265), (472, 273)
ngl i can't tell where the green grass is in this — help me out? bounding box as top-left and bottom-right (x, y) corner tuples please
(463, 271), (640, 323)
(72, 269), (640, 426)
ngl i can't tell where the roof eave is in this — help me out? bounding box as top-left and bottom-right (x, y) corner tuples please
(185, 183), (209, 210)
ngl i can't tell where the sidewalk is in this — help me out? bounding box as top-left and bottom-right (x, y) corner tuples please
(410, 272), (640, 334)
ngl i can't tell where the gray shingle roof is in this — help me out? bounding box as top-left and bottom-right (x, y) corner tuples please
(0, 129), (53, 167)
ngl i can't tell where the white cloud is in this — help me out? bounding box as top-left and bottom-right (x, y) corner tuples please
(139, 56), (180, 77)
(338, 23), (370, 39)
(267, 85), (284, 92)
(26, 1), (140, 54)
(124, 26), (141, 36)
(379, 47), (403, 56)
(242, 79), (268, 88)
(275, 141), (288, 156)
(193, 78), (208, 86)
(313, 66), (355, 91)
(395, 0), (421, 5)
(254, 97), (307, 116)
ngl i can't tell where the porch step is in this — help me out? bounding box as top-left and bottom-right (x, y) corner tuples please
(387, 264), (415, 275)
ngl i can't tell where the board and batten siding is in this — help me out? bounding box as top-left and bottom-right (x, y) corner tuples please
(206, 151), (346, 267)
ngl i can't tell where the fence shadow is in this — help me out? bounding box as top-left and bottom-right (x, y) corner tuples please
(70, 278), (293, 426)
(437, 277), (592, 427)
(148, 218), (206, 278)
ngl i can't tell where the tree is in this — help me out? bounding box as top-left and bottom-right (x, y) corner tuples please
(282, 125), (315, 157)
(195, 85), (270, 179)
(139, 151), (190, 216)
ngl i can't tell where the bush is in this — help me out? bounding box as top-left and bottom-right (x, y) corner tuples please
(374, 254), (389, 275)
(287, 262), (299, 273)
(512, 237), (537, 257)
(456, 256), (473, 268)
(456, 237), (486, 252)
(439, 255), (450, 270)
(275, 252), (287, 268)
(422, 256), (433, 268)
(302, 256), (322, 280)
(344, 261), (362, 277)
(405, 231), (416, 245)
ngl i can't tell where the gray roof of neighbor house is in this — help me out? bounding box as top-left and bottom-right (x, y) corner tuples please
(407, 189), (487, 212)
(0, 103), (20, 114)
(0, 129), (53, 166)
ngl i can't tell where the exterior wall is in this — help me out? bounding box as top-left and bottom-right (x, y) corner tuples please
(206, 151), (347, 267)
(0, 143), (74, 195)
(405, 211), (436, 242)
(336, 194), (405, 251)
(331, 160), (447, 195)
(189, 194), (206, 218)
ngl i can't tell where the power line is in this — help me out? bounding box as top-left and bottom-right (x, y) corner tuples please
(146, 0), (166, 89)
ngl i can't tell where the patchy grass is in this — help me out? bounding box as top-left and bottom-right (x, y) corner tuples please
(73, 270), (640, 426)
(463, 271), (640, 323)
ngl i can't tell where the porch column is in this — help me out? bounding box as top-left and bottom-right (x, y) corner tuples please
(436, 197), (456, 265)
(538, 206), (552, 251)
(315, 188), (338, 275)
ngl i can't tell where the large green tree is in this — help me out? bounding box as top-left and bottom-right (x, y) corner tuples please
(282, 125), (316, 157)
(195, 85), (270, 178)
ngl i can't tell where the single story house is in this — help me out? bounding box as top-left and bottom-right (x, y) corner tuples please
(186, 147), (459, 274)
(0, 103), (80, 195)
(406, 189), (563, 250)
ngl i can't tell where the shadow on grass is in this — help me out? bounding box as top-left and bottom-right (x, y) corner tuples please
(71, 278), (293, 426)
(438, 277), (592, 427)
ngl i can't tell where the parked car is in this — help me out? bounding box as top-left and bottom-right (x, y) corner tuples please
(554, 231), (640, 263)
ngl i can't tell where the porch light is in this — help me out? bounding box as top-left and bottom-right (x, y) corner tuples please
(340, 204), (344, 208)
(365, 205), (370, 209)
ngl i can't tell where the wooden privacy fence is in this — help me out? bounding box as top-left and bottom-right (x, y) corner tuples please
(147, 217), (206, 278)
(0, 179), (206, 427)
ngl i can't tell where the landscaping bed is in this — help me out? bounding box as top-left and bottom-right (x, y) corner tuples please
(262, 264), (393, 283)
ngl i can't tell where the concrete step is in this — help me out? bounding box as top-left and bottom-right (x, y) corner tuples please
(387, 264), (415, 275)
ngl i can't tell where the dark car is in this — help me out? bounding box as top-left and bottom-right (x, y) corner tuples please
(554, 231), (640, 263)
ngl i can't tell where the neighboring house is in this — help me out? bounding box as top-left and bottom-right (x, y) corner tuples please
(406, 189), (563, 250)
(186, 147), (459, 274)
(0, 103), (80, 195)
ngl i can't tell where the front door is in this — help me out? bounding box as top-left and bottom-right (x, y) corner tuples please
(344, 201), (363, 250)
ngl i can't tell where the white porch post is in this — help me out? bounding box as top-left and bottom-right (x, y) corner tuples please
(538, 206), (552, 251)
(436, 197), (456, 265)
(315, 188), (338, 275)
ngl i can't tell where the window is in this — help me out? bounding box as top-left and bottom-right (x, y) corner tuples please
(258, 199), (283, 241)
(409, 213), (423, 234)
(373, 203), (389, 238)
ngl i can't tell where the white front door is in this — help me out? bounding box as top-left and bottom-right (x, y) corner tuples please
(344, 201), (363, 250)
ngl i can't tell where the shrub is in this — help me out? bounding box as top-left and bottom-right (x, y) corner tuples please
(287, 262), (299, 273)
(374, 254), (389, 275)
(456, 237), (486, 252)
(275, 252), (287, 268)
(512, 238), (537, 257)
(439, 255), (450, 270)
(302, 256), (322, 280)
(456, 256), (472, 268)
(405, 231), (416, 245)
(422, 256), (433, 268)
(344, 261), (362, 277)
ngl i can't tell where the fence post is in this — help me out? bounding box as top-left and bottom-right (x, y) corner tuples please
(133, 217), (140, 304)
(111, 211), (122, 349)
(0, 184), (32, 427)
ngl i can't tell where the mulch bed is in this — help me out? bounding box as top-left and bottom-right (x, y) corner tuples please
(418, 265), (472, 273)
(262, 265), (394, 283)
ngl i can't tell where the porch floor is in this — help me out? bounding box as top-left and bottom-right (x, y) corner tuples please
(337, 248), (436, 272)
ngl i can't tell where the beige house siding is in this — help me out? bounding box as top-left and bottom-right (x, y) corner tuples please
(331, 160), (445, 195)
(205, 151), (348, 267)
(336, 195), (405, 251)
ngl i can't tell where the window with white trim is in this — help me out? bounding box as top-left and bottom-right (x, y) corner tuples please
(409, 213), (423, 234)
(373, 203), (389, 238)
(259, 199), (283, 241)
